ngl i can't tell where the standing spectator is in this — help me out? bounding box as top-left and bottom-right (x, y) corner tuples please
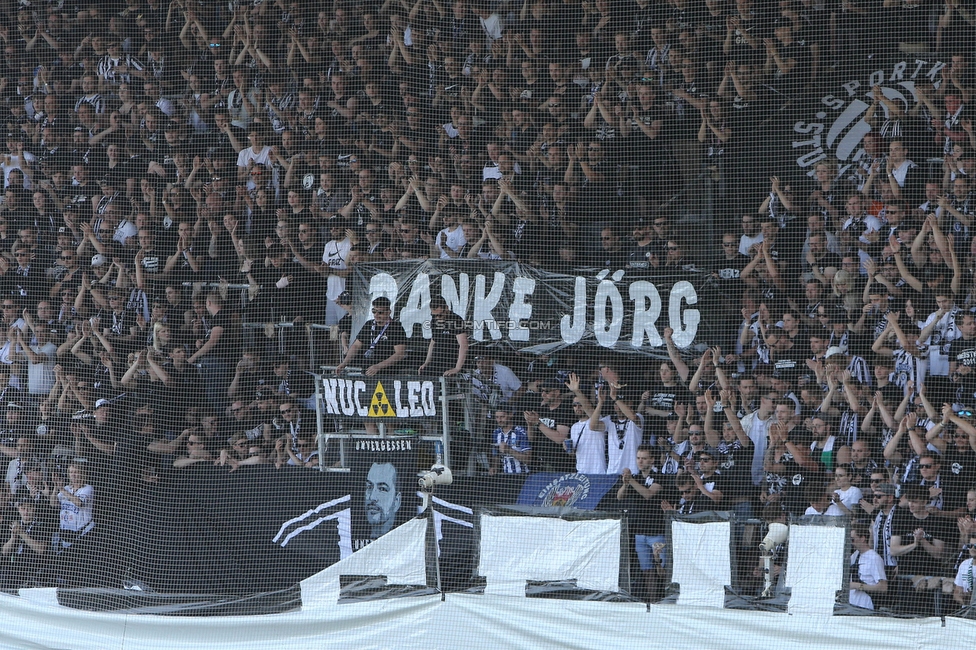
(46, 463), (95, 587)
(417, 296), (468, 377)
(489, 406), (531, 475)
(604, 383), (643, 475)
(953, 532), (976, 606)
(616, 445), (666, 602)
(564, 379), (607, 475)
(0, 498), (55, 589)
(334, 297), (408, 378)
(186, 292), (234, 409)
(849, 520), (889, 610)
(890, 484), (953, 614)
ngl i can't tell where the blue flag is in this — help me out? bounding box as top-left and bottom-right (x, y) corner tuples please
(516, 473), (619, 510)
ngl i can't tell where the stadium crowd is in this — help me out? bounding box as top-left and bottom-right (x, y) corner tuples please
(0, 0), (974, 615)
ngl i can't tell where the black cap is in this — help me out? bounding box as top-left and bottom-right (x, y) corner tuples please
(541, 378), (563, 391)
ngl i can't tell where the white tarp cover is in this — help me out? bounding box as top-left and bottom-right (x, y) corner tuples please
(300, 517), (428, 606)
(785, 524), (847, 615)
(0, 516), (975, 649)
(2, 590), (975, 649)
(477, 514), (621, 596)
(671, 520), (732, 608)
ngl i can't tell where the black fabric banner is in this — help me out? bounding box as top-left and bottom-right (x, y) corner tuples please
(115, 468), (538, 595)
(351, 261), (725, 356)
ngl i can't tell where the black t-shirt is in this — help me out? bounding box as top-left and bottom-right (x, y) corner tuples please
(424, 315), (465, 376)
(3, 513), (56, 586)
(356, 319), (408, 371)
(696, 472), (727, 510)
(940, 449), (976, 505)
(536, 400), (578, 473)
(716, 438), (755, 500)
(890, 509), (953, 576)
(617, 472), (667, 536)
(204, 308), (236, 362)
(780, 447), (823, 517)
(950, 337), (976, 391)
(711, 252), (750, 293)
(627, 242), (662, 270)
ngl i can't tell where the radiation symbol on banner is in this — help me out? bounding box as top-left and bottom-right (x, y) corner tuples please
(369, 382), (394, 417)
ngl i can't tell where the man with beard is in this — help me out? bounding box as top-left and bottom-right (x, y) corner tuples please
(364, 460), (401, 539)
(523, 378), (575, 473)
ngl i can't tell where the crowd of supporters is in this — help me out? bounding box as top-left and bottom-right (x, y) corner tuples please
(0, 0), (975, 614)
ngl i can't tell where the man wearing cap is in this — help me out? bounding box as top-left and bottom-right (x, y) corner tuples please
(417, 296), (468, 377)
(335, 297), (408, 377)
(4, 243), (51, 303)
(523, 377), (575, 473)
(627, 220), (658, 270)
(824, 344), (871, 387)
(819, 305), (851, 354)
(688, 447), (726, 509)
(489, 405), (532, 474)
(470, 352), (523, 410)
(0, 403), (28, 456)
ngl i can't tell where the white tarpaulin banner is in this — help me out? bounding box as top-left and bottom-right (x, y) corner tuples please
(671, 520), (732, 608)
(477, 514), (621, 596)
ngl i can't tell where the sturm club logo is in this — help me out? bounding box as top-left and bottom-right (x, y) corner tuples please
(788, 58), (946, 178)
(537, 473), (591, 508)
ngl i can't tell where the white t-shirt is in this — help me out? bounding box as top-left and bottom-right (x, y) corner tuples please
(436, 226), (467, 258)
(739, 232), (763, 257)
(954, 557), (975, 598)
(471, 364), (522, 403)
(26, 341), (57, 395)
(834, 485), (864, 511)
(850, 548), (887, 609)
(606, 414), (643, 475)
(804, 503), (845, 516)
(237, 145), (273, 170)
(322, 238), (352, 301)
(570, 418), (607, 474)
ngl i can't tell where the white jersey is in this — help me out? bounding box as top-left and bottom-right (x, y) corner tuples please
(570, 418), (607, 474)
(57, 484), (95, 533)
